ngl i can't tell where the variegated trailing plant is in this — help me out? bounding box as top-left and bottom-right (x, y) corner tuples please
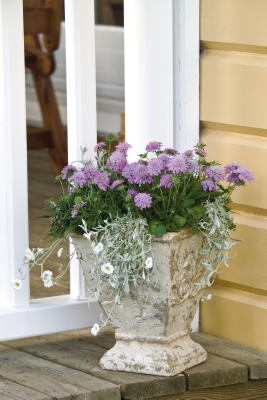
(15, 134), (254, 334)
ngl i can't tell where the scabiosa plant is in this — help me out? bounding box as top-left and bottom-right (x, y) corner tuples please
(17, 134), (254, 332)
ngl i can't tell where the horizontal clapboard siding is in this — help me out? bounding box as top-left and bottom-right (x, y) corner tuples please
(200, 285), (267, 353)
(26, 24), (125, 136)
(213, 213), (267, 294)
(200, 0), (267, 54)
(200, 0), (267, 351)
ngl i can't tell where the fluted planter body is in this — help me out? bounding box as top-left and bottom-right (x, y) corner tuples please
(71, 228), (207, 376)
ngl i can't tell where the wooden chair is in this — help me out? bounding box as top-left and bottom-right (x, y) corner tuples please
(24, 0), (67, 176)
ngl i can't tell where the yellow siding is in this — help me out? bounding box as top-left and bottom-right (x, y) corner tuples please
(200, 285), (267, 352)
(201, 0), (267, 54)
(200, 0), (267, 351)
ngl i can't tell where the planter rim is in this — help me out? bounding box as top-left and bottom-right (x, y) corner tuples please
(70, 227), (195, 243)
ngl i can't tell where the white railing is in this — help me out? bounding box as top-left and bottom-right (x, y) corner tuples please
(0, 0), (199, 341)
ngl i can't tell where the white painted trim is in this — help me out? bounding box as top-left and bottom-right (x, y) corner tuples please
(65, 0), (97, 299)
(0, 0), (29, 308)
(173, 0), (200, 153)
(0, 296), (102, 341)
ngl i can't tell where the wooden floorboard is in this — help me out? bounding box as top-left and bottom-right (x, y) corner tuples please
(0, 377), (52, 400)
(4, 328), (264, 400)
(28, 149), (70, 299)
(192, 332), (267, 380)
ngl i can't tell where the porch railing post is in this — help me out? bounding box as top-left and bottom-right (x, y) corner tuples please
(124, 0), (200, 330)
(65, 0), (97, 299)
(124, 0), (199, 154)
(0, 0), (29, 308)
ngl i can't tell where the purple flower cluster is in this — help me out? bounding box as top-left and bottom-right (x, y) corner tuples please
(201, 179), (218, 192)
(145, 141), (163, 153)
(160, 174), (173, 188)
(163, 148), (178, 156)
(106, 151), (127, 173)
(92, 172), (110, 191)
(110, 180), (124, 189)
(224, 163), (254, 186)
(134, 193), (152, 210)
(167, 156), (188, 174)
(71, 201), (86, 218)
(94, 142), (106, 153)
(115, 142), (132, 154)
(205, 166), (226, 182)
(194, 148), (207, 157)
(61, 165), (77, 179)
(121, 162), (139, 184)
(127, 189), (138, 196)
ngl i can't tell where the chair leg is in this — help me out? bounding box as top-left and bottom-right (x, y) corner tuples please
(31, 68), (68, 176)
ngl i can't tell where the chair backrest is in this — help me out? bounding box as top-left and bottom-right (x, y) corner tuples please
(23, 0), (64, 52)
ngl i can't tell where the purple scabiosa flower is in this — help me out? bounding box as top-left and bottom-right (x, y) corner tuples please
(226, 166), (254, 186)
(205, 165), (226, 182)
(127, 189), (138, 196)
(224, 162), (240, 174)
(122, 162), (139, 184)
(92, 172), (110, 191)
(110, 179), (124, 189)
(134, 193), (152, 210)
(134, 164), (153, 186)
(94, 142), (106, 152)
(145, 141), (163, 153)
(71, 201), (87, 218)
(167, 155), (188, 174)
(115, 142), (132, 154)
(71, 171), (88, 187)
(147, 158), (163, 176)
(201, 179), (218, 192)
(106, 151), (127, 173)
(163, 148), (178, 156)
(160, 174), (173, 188)
(82, 165), (99, 179)
(194, 148), (207, 157)
(61, 165), (78, 180)
(182, 150), (194, 159)
(185, 158), (199, 173)
(158, 153), (170, 169)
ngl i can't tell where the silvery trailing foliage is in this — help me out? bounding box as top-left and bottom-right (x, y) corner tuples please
(197, 198), (242, 287)
(78, 214), (154, 323)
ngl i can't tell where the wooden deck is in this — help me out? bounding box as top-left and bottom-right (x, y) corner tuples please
(28, 149), (70, 299)
(1, 327), (267, 399)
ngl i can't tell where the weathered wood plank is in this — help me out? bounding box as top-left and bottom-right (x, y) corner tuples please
(149, 379), (267, 399)
(192, 332), (267, 379)
(4, 332), (186, 400)
(0, 378), (52, 400)
(90, 367), (186, 400)
(0, 344), (120, 400)
(183, 353), (247, 391)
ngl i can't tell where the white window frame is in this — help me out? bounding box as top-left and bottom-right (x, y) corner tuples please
(0, 0), (200, 341)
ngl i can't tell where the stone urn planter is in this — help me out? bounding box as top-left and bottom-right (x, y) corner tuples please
(71, 227), (207, 376)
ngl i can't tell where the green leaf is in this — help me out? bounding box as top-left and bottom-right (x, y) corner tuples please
(149, 219), (160, 235)
(155, 223), (167, 238)
(192, 205), (206, 219)
(173, 215), (187, 228)
(180, 199), (195, 208)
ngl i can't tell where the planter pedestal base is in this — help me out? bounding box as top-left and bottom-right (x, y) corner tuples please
(100, 331), (207, 376)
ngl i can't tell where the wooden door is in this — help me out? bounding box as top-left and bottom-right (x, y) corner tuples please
(199, 0), (267, 352)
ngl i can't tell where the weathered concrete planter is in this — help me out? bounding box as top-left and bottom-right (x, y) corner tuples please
(71, 228), (207, 376)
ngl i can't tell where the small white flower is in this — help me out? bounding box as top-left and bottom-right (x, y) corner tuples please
(201, 296), (205, 301)
(44, 278), (53, 288)
(25, 247), (35, 261)
(83, 232), (92, 240)
(101, 262), (114, 275)
(145, 257), (153, 269)
(57, 248), (63, 257)
(37, 248), (44, 254)
(41, 270), (53, 282)
(94, 243), (103, 254)
(206, 294), (212, 300)
(12, 279), (23, 291)
(91, 323), (100, 336)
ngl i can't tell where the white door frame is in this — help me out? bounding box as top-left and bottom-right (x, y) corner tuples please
(0, 0), (200, 341)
